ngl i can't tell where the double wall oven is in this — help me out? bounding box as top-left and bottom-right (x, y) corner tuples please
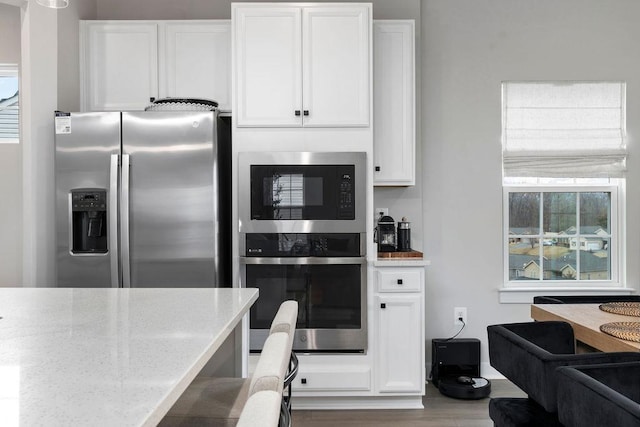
(239, 152), (367, 352)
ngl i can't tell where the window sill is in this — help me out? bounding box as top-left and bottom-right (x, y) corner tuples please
(499, 287), (634, 304)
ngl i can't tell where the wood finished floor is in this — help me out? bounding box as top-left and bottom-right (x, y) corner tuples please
(291, 380), (526, 427)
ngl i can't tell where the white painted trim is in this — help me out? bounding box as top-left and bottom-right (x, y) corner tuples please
(480, 363), (504, 380)
(20, 1), (58, 286)
(503, 183), (623, 286)
(292, 395), (424, 410)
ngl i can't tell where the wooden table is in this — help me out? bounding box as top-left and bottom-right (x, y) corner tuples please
(0, 287), (258, 427)
(531, 303), (640, 353)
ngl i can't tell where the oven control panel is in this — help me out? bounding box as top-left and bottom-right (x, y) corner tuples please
(245, 233), (361, 257)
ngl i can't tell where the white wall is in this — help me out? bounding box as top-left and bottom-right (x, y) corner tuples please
(0, 3), (22, 286)
(95, 0), (419, 20)
(58, 0), (98, 112)
(421, 0), (640, 369)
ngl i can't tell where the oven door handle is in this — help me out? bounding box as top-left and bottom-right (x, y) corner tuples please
(240, 256), (366, 265)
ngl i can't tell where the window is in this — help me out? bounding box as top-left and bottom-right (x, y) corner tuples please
(505, 181), (619, 285)
(502, 82), (626, 291)
(0, 64), (19, 144)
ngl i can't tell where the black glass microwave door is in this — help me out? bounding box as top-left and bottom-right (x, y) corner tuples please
(250, 166), (338, 220)
(247, 264), (361, 330)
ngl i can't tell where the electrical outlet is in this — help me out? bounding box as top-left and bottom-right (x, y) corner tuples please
(375, 207), (389, 220)
(454, 307), (467, 326)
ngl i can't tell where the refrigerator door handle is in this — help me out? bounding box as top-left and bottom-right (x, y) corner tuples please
(121, 154), (132, 288)
(109, 154), (120, 288)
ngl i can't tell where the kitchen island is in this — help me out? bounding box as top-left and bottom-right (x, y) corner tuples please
(0, 287), (258, 427)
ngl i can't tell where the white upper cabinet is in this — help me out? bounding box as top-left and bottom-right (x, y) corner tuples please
(234, 7), (302, 126)
(234, 4), (371, 127)
(81, 22), (158, 111)
(81, 20), (231, 112)
(160, 22), (231, 111)
(373, 20), (415, 186)
(302, 7), (370, 127)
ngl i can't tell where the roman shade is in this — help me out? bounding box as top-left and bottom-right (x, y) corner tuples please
(502, 81), (626, 178)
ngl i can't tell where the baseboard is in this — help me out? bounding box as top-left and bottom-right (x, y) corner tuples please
(481, 362), (504, 379)
(292, 395), (424, 410)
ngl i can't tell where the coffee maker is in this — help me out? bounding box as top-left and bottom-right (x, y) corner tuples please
(377, 215), (396, 252)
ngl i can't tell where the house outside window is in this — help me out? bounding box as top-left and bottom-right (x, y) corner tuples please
(0, 64), (19, 144)
(502, 82), (626, 294)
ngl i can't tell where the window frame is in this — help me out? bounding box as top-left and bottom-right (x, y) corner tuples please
(503, 181), (624, 289)
(0, 63), (19, 144)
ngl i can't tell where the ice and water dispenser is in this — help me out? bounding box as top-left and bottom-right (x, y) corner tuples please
(70, 189), (108, 254)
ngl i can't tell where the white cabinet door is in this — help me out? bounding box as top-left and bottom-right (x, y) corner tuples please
(160, 21), (231, 111)
(302, 6), (370, 127)
(375, 294), (423, 393)
(373, 21), (415, 185)
(233, 4), (370, 128)
(82, 22), (158, 111)
(234, 7), (302, 126)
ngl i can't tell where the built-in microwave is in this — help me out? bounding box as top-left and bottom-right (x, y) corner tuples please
(237, 152), (366, 234)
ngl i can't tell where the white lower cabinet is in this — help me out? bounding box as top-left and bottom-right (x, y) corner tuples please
(375, 294), (423, 392)
(292, 364), (371, 392)
(374, 264), (425, 394)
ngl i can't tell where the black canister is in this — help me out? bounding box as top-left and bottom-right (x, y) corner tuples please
(397, 217), (411, 252)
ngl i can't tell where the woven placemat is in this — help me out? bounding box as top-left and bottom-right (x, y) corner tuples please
(599, 302), (640, 317)
(600, 322), (640, 343)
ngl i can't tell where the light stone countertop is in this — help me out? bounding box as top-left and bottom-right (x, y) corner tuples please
(0, 287), (258, 427)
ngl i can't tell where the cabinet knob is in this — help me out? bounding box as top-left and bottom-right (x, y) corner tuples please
(294, 110), (301, 116)
(303, 110), (309, 116)
(375, 166), (381, 172)
(301, 378), (307, 384)
(397, 279), (403, 285)
(380, 303), (386, 309)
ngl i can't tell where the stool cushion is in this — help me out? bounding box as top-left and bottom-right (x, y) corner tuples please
(250, 332), (291, 395)
(270, 300), (298, 353)
(269, 300), (298, 335)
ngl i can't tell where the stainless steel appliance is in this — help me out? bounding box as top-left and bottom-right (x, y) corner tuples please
(238, 152), (367, 352)
(55, 110), (230, 288)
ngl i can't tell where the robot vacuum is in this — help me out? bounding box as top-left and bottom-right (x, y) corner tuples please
(437, 375), (492, 400)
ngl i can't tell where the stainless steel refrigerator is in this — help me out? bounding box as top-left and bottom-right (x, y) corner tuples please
(54, 111), (230, 288)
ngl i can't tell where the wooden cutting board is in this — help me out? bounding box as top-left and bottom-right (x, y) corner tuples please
(377, 250), (423, 259)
